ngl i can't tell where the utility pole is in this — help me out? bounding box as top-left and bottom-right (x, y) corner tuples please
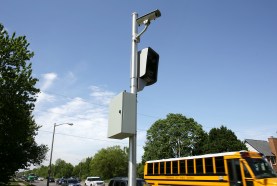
(107, 10), (161, 186)
(129, 10), (161, 186)
(129, 12), (138, 186)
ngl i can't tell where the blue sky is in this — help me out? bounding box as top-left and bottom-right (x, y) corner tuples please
(1, 1), (277, 166)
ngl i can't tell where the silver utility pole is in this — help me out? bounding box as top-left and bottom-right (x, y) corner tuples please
(47, 123), (73, 186)
(129, 12), (138, 186)
(129, 10), (161, 186)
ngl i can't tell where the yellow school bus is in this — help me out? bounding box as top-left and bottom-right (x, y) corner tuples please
(144, 151), (277, 186)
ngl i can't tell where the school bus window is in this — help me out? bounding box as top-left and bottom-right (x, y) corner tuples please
(154, 162), (159, 174)
(173, 161), (178, 174)
(243, 164), (251, 178)
(205, 157), (214, 174)
(148, 163), (153, 175)
(187, 159), (194, 174)
(180, 160), (186, 174)
(196, 158), (203, 174)
(235, 159), (243, 182)
(245, 158), (277, 178)
(160, 161), (164, 174)
(227, 160), (235, 183)
(215, 156), (225, 173)
(166, 161), (171, 174)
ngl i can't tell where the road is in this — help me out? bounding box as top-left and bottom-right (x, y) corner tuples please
(29, 180), (54, 186)
(30, 180), (85, 186)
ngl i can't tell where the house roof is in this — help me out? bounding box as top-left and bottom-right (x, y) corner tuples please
(245, 139), (273, 156)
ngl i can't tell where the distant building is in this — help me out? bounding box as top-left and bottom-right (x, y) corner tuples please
(245, 137), (277, 172)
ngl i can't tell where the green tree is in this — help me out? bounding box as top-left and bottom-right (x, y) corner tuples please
(34, 165), (48, 178)
(73, 163), (82, 179)
(90, 146), (128, 180)
(0, 23), (48, 184)
(205, 125), (247, 153)
(142, 113), (207, 163)
(54, 159), (74, 178)
(137, 163), (144, 178)
(81, 157), (92, 179)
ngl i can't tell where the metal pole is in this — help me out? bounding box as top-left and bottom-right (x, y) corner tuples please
(129, 12), (138, 186)
(47, 123), (56, 186)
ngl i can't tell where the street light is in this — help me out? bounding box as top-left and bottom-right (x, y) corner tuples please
(47, 123), (73, 186)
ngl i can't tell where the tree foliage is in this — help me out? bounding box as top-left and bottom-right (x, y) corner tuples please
(80, 157), (92, 179)
(22, 146), (128, 180)
(0, 23), (48, 184)
(90, 146), (128, 180)
(142, 113), (207, 163)
(205, 125), (247, 153)
(137, 163), (144, 178)
(53, 159), (74, 178)
(72, 161), (83, 180)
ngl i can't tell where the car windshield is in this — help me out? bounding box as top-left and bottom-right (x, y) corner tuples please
(88, 178), (101, 181)
(68, 179), (78, 183)
(246, 158), (277, 179)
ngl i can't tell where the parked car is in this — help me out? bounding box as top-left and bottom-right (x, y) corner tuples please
(27, 174), (36, 182)
(38, 177), (44, 181)
(108, 177), (147, 186)
(47, 177), (55, 182)
(56, 178), (66, 185)
(85, 176), (104, 186)
(62, 178), (81, 186)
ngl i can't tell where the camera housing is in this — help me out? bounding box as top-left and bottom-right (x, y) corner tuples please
(136, 9), (161, 26)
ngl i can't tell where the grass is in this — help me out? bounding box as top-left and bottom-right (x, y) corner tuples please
(7, 181), (23, 185)
(8, 180), (33, 186)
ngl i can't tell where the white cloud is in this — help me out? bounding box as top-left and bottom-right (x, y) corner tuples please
(41, 73), (58, 91)
(49, 97), (89, 115)
(36, 91), (56, 105)
(34, 79), (131, 166)
(89, 85), (116, 105)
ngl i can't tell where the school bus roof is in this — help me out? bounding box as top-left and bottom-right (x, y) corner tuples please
(145, 151), (257, 163)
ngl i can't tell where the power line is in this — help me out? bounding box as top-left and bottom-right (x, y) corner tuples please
(35, 90), (268, 137)
(38, 129), (145, 147)
(42, 90), (108, 108)
(35, 109), (147, 132)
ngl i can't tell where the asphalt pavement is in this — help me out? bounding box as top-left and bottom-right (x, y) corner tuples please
(30, 180), (85, 186)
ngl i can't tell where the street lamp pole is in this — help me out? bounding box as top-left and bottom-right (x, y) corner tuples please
(129, 12), (138, 186)
(47, 123), (73, 186)
(129, 10), (161, 186)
